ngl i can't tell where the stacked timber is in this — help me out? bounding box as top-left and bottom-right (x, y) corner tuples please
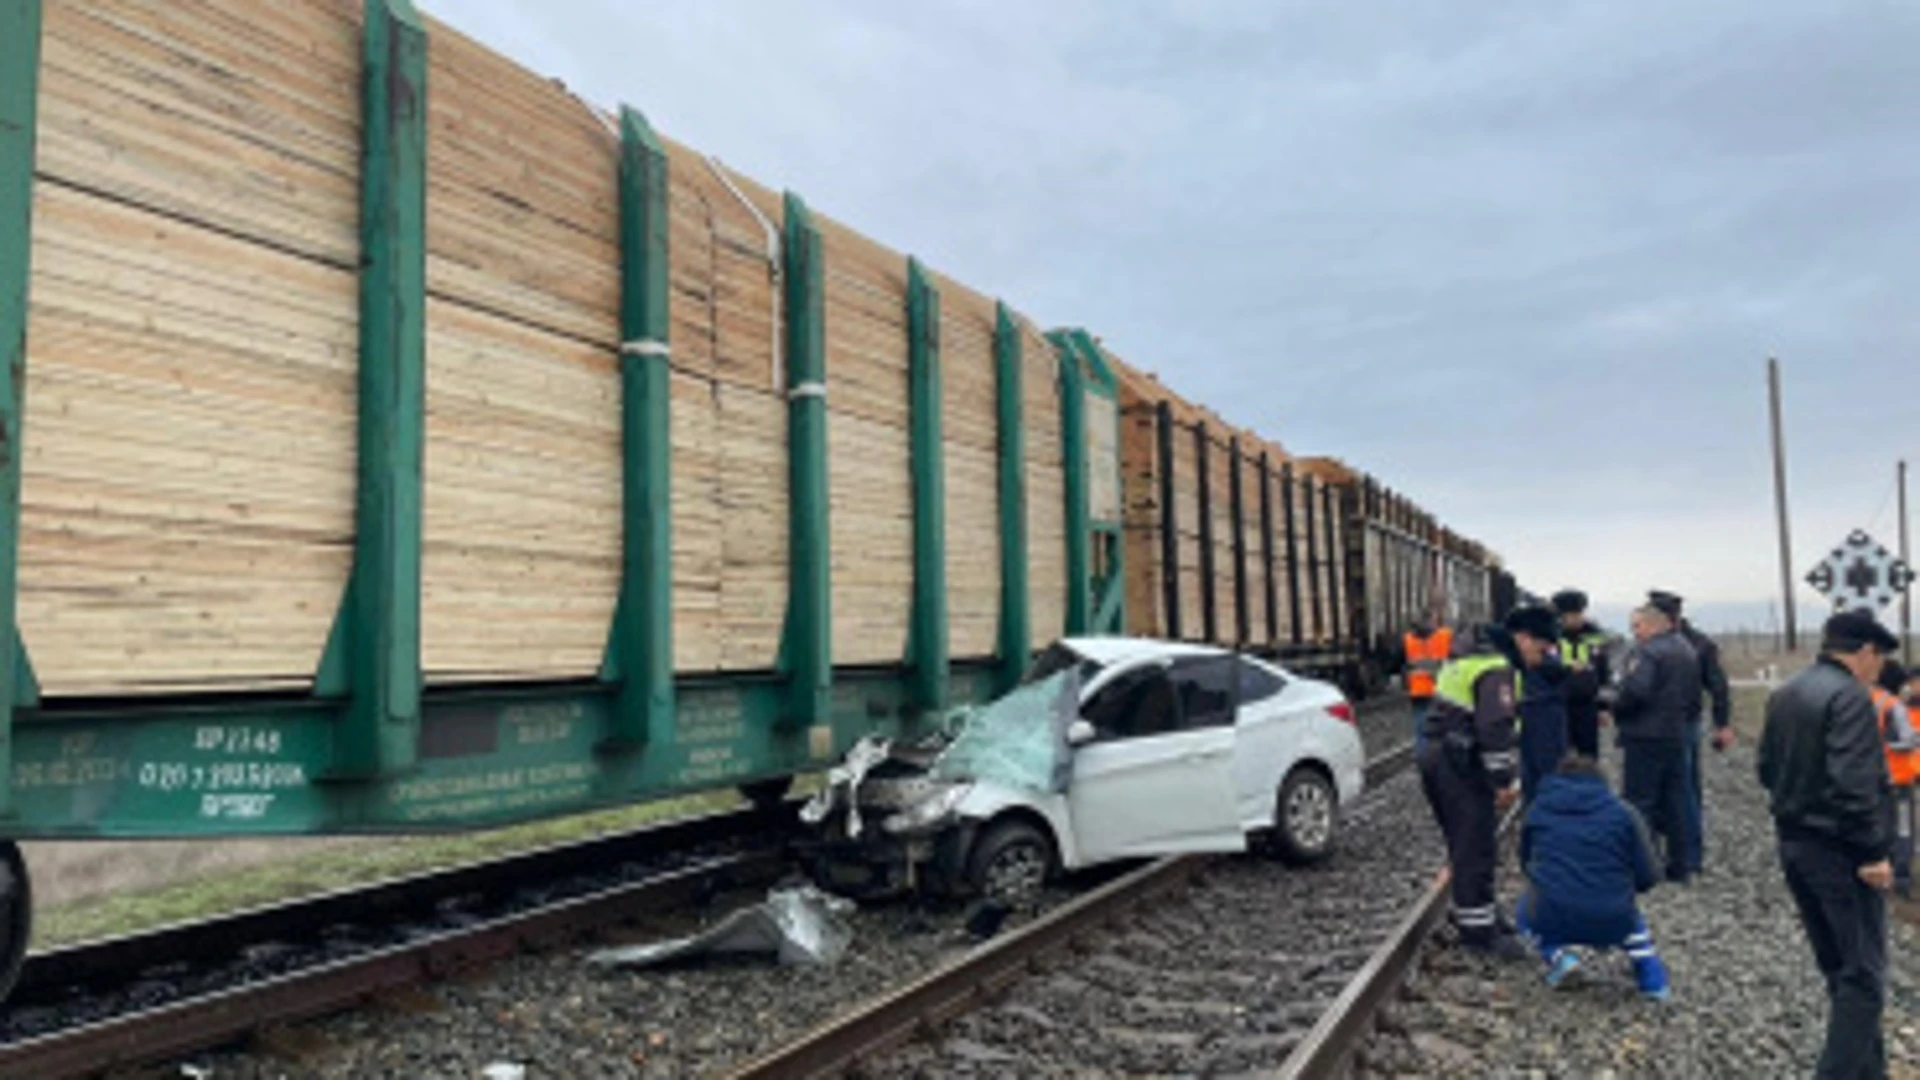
(1299, 456), (1499, 648)
(17, 0), (1082, 697)
(1117, 367), (1348, 655)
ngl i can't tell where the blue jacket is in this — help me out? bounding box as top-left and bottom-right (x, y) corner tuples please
(1520, 771), (1660, 944)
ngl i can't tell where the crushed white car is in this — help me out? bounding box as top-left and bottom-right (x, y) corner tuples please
(801, 637), (1367, 905)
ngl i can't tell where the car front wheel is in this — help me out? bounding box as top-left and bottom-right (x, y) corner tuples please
(1272, 767), (1338, 864)
(966, 819), (1055, 908)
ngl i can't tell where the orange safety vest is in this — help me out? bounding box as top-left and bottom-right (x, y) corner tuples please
(1872, 687), (1919, 788)
(1404, 627), (1453, 700)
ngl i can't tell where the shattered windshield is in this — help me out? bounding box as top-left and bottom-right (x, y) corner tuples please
(930, 669), (1081, 794)
(1022, 641), (1101, 687)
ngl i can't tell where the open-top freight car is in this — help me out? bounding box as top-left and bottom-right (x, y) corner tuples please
(1116, 371), (1512, 695)
(0, 0), (1510, 997)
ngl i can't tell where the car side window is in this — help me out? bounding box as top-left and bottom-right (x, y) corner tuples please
(1236, 658), (1287, 704)
(1171, 656), (1238, 730)
(1081, 666), (1181, 741)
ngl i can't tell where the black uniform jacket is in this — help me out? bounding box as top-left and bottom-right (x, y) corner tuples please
(1758, 656), (1893, 865)
(1612, 630), (1700, 744)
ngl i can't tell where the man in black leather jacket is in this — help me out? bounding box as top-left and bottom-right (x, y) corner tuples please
(1759, 610), (1898, 1080)
(1611, 604), (1700, 882)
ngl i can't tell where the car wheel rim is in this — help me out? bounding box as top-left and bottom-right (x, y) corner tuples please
(1286, 782), (1333, 851)
(985, 843), (1047, 906)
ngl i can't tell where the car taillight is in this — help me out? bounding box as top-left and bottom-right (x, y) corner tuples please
(1326, 701), (1355, 725)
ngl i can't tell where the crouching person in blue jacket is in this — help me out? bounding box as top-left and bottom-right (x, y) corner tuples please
(1515, 752), (1673, 1001)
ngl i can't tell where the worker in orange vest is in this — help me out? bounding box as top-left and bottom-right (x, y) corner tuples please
(1874, 660), (1919, 898)
(1405, 619), (1455, 751)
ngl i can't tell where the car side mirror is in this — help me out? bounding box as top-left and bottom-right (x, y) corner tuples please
(1067, 719), (1097, 747)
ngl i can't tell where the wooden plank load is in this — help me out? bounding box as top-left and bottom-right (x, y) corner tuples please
(16, 0), (1082, 698)
(1115, 366), (1342, 656)
(22, 0), (365, 695)
(1299, 456), (1500, 652)
(14, 0), (1497, 702)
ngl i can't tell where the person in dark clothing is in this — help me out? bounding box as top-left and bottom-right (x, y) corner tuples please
(1648, 589), (1733, 876)
(1553, 589), (1612, 758)
(1515, 753), (1671, 1000)
(1611, 603), (1701, 883)
(1874, 661), (1919, 898)
(1517, 626), (1572, 802)
(1759, 610), (1898, 1080)
(1418, 608), (1554, 959)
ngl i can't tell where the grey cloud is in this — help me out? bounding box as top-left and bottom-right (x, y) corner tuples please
(429, 0), (1920, 620)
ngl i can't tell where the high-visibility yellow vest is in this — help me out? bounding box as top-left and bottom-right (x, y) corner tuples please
(1435, 653), (1515, 713)
(1560, 630), (1606, 670)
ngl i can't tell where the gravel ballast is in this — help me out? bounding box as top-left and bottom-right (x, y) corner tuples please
(193, 699), (1416, 1078)
(865, 762), (1438, 1077)
(1360, 740), (1920, 1078)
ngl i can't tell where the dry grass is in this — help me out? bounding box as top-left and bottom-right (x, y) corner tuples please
(26, 789), (753, 951)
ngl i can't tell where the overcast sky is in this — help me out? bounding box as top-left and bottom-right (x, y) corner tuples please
(430, 0), (1920, 634)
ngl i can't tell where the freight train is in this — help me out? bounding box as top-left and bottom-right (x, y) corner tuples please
(0, 0), (1517, 995)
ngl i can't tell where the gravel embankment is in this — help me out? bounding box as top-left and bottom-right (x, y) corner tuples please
(864, 763), (1438, 1077)
(195, 698), (1418, 1078)
(1360, 742), (1920, 1078)
(1357, 692), (1413, 759)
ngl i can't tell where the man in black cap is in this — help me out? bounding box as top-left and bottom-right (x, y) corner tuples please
(1514, 606), (1572, 802)
(1552, 589), (1612, 758)
(1612, 602), (1701, 882)
(1648, 589), (1732, 877)
(1759, 610), (1898, 1080)
(1417, 605), (1556, 958)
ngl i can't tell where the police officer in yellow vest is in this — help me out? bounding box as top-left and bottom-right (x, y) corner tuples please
(1553, 590), (1612, 758)
(1419, 605), (1559, 957)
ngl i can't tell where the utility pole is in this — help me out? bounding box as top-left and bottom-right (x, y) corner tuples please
(1768, 358), (1797, 652)
(1901, 458), (1911, 665)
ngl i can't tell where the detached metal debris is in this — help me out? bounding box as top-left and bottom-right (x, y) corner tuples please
(587, 887), (856, 970)
(801, 735), (897, 838)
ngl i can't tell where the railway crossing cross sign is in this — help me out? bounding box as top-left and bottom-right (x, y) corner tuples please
(1805, 529), (1914, 614)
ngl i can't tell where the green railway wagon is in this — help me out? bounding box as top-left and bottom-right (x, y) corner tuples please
(0, 0), (1512, 999)
(0, 0), (1143, 993)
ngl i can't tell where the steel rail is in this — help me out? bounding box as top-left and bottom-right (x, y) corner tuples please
(725, 743), (1418, 1080)
(2, 851), (783, 1078)
(11, 804), (780, 1004)
(1277, 802), (1523, 1078)
(0, 805), (789, 1078)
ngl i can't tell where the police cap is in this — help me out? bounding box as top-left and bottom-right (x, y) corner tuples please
(1551, 589), (1589, 615)
(1504, 604), (1559, 642)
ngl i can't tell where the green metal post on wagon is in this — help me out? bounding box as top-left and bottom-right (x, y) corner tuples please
(1051, 328), (1124, 636)
(905, 258), (948, 713)
(317, 0), (429, 781)
(0, 0), (48, 818)
(599, 105), (674, 751)
(777, 192), (831, 730)
(993, 303), (1030, 691)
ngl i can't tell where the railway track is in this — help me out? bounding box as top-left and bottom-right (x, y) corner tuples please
(0, 805), (791, 1078)
(726, 745), (1476, 1079)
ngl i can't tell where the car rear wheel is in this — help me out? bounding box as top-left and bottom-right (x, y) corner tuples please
(966, 819), (1055, 908)
(1272, 767), (1338, 865)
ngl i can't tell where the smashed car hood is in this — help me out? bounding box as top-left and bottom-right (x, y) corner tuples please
(803, 669), (1084, 836)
